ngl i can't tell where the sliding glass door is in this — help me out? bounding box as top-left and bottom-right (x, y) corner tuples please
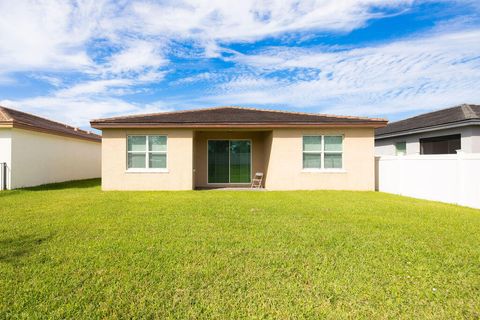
(208, 140), (251, 184)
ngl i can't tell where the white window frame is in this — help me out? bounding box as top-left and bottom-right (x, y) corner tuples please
(302, 135), (345, 172)
(126, 135), (168, 173)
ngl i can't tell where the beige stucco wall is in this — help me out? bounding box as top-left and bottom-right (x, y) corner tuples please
(193, 131), (269, 188)
(265, 128), (376, 190)
(101, 127), (375, 191)
(101, 128), (194, 190)
(10, 128), (101, 189)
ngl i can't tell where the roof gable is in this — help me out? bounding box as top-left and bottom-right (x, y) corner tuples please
(376, 104), (480, 137)
(91, 106), (387, 129)
(0, 106), (101, 142)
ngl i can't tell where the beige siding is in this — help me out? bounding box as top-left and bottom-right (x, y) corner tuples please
(10, 128), (101, 189)
(101, 128), (194, 190)
(265, 128), (375, 190)
(193, 131), (268, 188)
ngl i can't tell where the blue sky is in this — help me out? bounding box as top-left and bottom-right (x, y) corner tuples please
(0, 0), (480, 129)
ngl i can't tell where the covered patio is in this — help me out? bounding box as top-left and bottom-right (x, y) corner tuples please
(193, 130), (272, 189)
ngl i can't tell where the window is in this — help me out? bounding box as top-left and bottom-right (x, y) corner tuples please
(395, 141), (406, 155)
(303, 135), (343, 170)
(127, 135), (167, 170)
(420, 134), (460, 154)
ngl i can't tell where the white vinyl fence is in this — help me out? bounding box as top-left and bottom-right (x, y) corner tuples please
(376, 153), (480, 209)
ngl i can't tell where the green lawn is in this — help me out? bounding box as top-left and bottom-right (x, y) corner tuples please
(1, 179), (479, 319)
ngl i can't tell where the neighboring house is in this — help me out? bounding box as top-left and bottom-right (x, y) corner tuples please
(375, 104), (480, 155)
(0, 106), (101, 190)
(90, 106), (387, 191)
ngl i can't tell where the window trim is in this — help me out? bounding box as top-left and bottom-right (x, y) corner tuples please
(302, 135), (344, 172)
(126, 135), (168, 172)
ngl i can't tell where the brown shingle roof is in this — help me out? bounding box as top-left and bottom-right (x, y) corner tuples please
(376, 104), (480, 138)
(91, 106), (387, 129)
(0, 106), (101, 142)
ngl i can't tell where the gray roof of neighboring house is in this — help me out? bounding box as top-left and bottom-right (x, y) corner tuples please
(91, 106), (387, 129)
(375, 104), (480, 139)
(0, 106), (101, 142)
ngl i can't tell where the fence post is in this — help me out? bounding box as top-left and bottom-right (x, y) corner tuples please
(1, 163), (6, 191)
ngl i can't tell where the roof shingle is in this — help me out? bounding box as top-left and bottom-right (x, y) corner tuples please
(91, 106), (387, 128)
(0, 106), (101, 142)
(376, 104), (480, 138)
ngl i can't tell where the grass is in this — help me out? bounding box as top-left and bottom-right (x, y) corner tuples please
(1, 179), (479, 319)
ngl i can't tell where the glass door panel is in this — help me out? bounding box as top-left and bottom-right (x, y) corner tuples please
(208, 140), (229, 183)
(208, 140), (251, 184)
(230, 140), (251, 183)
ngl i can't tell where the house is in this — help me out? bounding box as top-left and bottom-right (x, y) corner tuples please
(0, 106), (101, 190)
(375, 104), (480, 155)
(90, 106), (387, 191)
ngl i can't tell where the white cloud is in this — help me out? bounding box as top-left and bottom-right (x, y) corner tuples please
(0, 95), (173, 129)
(129, 0), (413, 42)
(0, 0), (479, 125)
(0, 96), (137, 128)
(104, 40), (168, 74)
(197, 29), (480, 117)
(28, 75), (63, 87)
(0, 70), (174, 127)
(216, 76), (284, 92)
(0, 0), (102, 73)
(0, 1), (169, 80)
(0, 0), (414, 76)
(55, 79), (134, 98)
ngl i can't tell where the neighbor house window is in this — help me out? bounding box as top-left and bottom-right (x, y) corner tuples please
(395, 141), (406, 155)
(420, 134), (460, 154)
(303, 135), (343, 170)
(127, 135), (167, 169)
